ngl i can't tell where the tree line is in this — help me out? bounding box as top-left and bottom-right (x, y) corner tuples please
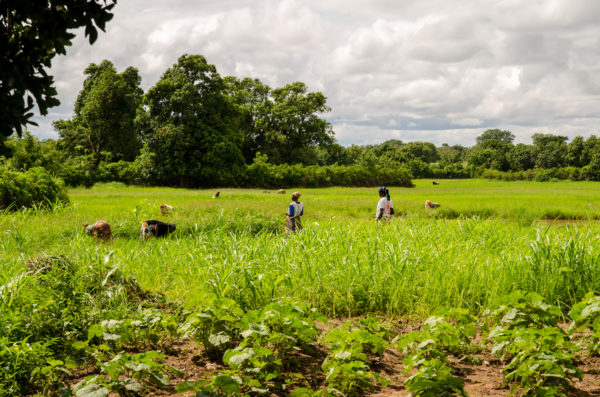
(3, 55), (600, 187)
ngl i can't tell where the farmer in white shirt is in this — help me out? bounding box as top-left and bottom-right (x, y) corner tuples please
(286, 191), (304, 235)
(376, 187), (395, 221)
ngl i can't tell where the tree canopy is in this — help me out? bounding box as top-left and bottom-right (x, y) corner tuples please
(54, 60), (142, 169)
(136, 54), (245, 187)
(0, 0), (117, 139)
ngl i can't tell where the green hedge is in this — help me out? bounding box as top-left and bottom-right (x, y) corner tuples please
(481, 167), (594, 182)
(244, 156), (413, 188)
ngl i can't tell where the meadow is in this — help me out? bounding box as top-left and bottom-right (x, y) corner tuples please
(2, 179), (600, 315)
(3, 179), (600, 396)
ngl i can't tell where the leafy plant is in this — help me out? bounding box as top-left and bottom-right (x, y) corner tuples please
(320, 320), (389, 396)
(176, 374), (243, 396)
(483, 290), (562, 330)
(569, 292), (600, 355)
(74, 350), (178, 396)
(489, 326), (582, 396)
(179, 296), (244, 357)
(405, 358), (467, 397)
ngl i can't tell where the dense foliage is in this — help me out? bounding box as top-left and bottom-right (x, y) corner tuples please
(0, 0), (117, 138)
(6, 46), (600, 188)
(54, 60), (143, 169)
(0, 166), (69, 211)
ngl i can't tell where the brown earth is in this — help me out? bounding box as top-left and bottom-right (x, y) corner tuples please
(69, 320), (600, 397)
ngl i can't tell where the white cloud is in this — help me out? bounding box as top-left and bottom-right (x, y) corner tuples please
(25, 0), (600, 146)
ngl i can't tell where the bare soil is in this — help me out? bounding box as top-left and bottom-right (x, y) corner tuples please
(69, 320), (600, 397)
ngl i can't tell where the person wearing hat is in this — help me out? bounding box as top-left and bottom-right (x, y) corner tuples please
(376, 187), (395, 221)
(286, 191), (304, 235)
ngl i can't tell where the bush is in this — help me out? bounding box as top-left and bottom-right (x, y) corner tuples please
(0, 166), (69, 210)
(244, 154), (413, 188)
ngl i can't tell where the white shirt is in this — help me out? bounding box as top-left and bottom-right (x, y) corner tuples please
(288, 201), (304, 218)
(376, 197), (393, 219)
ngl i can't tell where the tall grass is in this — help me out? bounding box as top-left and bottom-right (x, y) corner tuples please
(2, 183), (600, 318)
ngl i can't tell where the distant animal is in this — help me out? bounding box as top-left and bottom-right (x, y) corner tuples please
(83, 221), (112, 241)
(277, 189), (286, 194)
(159, 203), (174, 216)
(140, 220), (176, 240)
(432, 181), (440, 185)
(263, 190), (271, 194)
(212, 191), (220, 198)
(425, 200), (441, 209)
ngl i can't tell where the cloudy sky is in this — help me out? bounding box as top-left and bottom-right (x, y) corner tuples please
(30, 0), (600, 146)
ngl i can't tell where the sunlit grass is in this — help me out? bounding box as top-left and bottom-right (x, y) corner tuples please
(2, 180), (600, 318)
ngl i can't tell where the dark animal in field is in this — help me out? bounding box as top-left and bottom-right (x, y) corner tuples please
(212, 191), (220, 198)
(83, 221), (112, 241)
(263, 190), (271, 194)
(140, 220), (176, 240)
(432, 181), (440, 185)
(277, 189), (286, 194)
(159, 203), (174, 215)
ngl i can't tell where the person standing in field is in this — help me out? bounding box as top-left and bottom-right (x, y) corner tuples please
(376, 187), (395, 221)
(286, 191), (304, 235)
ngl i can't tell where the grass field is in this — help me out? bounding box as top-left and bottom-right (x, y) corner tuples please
(2, 179), (600, 315)
(3, 179), (600, 395)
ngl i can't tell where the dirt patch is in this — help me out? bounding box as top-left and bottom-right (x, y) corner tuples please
(69, 320), (600, 397)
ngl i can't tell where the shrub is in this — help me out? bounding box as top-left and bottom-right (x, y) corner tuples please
(0, 166), (69, 210)
(244, 154), (413, 188)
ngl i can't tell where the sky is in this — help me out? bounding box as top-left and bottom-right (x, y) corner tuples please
(29, 0), (600, 147)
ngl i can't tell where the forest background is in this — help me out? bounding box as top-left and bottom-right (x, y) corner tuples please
(4, 55), (600, 191)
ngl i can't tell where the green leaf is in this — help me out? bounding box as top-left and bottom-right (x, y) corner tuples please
(213, 375), (241, 393)
(75, 383), (110, 397)
(208, 332), (230, 347)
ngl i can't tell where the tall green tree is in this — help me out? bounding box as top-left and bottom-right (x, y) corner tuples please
(468, 129), (514, 171)
(508, 143), (535, 171)
(531, 133), (568, 169)
(225, 78), (334, 164)
(54, 60), (143, 168)
(475, 129), (515, 145)
(566, 136), (585, 167)
(0, 0), (117, 139)
(223, 77), (271, 163)
(136, 54), (244, 187)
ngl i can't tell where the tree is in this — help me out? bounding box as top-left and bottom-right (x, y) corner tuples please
(3, 132), (61, 173)
(270, 82), (334, 164)
(531, 133), (567, 169)
(225, 78), (334, 164)
(399, 142), (439, 163)
(0, 0), (117, 139)
(566, 136), (585, 167)
(582, 135), (600, 166)
(475, 129), (515, 145)
(468, 132), (513, 171)
(438, 144), (466, 166)
(223, 77), (270, 163)
(137, 54), (244, 187)
(54, 60), (143, 168)
(508, 143), (535, 171)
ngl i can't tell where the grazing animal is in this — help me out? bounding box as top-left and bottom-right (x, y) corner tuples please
(425, 200), (441, 209)
(83, 221), (112, 241)
(212, 191), (220, 198)
(432, 181), (440, 185)
(140, 220), (176, 240)
(277, 189), (286, 194)
(159, 203), (174, 216)
(263, 190), (271, 194)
